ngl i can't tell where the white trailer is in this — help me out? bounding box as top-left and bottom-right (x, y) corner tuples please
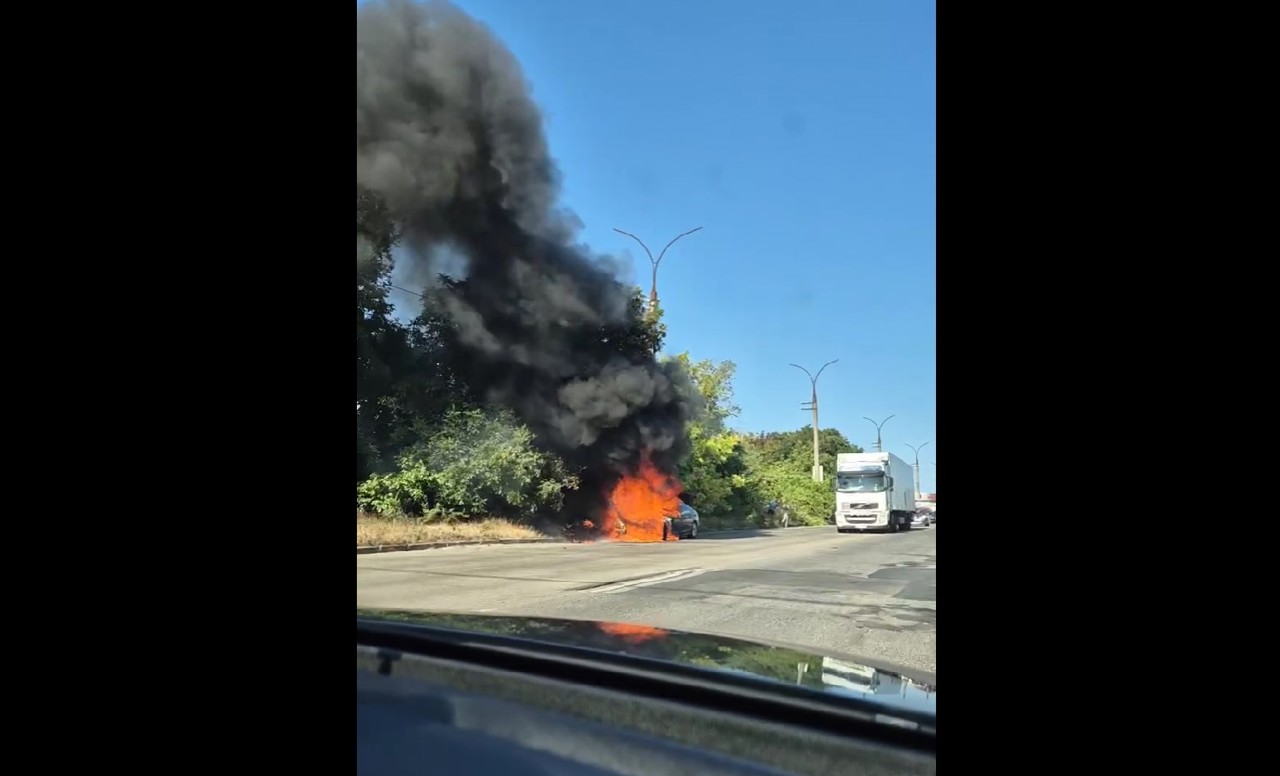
(833, 452), (916, 533)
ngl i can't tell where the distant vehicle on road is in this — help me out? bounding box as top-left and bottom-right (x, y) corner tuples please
(663, 501), (700, 540)
(833, 452), (916, 533)
(910, 510), (932, 528)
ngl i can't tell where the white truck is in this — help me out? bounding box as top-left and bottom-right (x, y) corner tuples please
(833, 452), (916, 533)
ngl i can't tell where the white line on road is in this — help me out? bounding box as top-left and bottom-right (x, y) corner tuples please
(584, 568), (710, 594)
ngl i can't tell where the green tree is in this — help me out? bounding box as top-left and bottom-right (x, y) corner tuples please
(663, 352), (757, 524)
(357, 188), (411, 481)
(356, 189), (485, 482)
(357, 407), (580, 520)
(632, 291), (667, 356)
(668, 352), (740, 432)
(739, 447), (834, 526)
(736, 427), (864, 526)
(743, 426), (861, 480)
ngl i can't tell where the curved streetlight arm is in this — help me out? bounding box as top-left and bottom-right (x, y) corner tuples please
(611, 228), (655, 266)
(790, 360), (839, 388)
(863, 414), (895, 452)
(613, 226), (703, 270)
(788, 363), (815, 384)
(814, 359), (838, 382)
(863, 414), (896, 430)
(655, 226), (703, 269)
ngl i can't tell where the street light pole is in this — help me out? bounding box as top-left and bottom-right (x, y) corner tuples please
(905, 442), (930, 497)
(612, 226), (703, 313)
(862, 415), (895, 453)
(790, 360), (838, 482)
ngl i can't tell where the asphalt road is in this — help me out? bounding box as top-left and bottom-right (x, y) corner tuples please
(356, 524), (936, 677)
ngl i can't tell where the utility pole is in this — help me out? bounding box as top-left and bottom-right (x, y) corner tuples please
(863, 415), (895, 453)
(611, 226), (703, 314)
(789, 360), (838, 482)
(905, 442), (930, 498)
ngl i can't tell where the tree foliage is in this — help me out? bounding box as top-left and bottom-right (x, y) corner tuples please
(741, 427), (862, 479)
(663, 352), (759, 524)
(357, 189), (413, 481)
(629, 292), (667, 356)
(357, 408), (580, 519)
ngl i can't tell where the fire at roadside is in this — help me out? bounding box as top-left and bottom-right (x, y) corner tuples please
(561, 454), (684, 544)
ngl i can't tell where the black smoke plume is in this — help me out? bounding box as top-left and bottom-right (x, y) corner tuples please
(356, 1), (694, 511)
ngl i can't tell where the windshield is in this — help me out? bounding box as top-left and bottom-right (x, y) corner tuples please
(356, 0), (935, 724)
(837, 473), (887, 492)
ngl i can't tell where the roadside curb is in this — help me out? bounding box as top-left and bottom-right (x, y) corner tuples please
(355, 525), (829, 555)
(356, 537), (559, 554)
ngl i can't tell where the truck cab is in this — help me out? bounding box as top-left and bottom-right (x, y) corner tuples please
(833, 452), (915, 533)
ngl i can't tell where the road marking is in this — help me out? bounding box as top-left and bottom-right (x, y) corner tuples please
(580, 568), (709, 594)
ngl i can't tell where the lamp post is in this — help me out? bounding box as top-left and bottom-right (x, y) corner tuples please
(863, 415), (895, 453)
(905, 442), (930, 497)
(611, 226), (703, 314)
(790, 360), (838, 481)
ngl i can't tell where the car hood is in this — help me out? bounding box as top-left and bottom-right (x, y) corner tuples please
(358, 609), (935, 718)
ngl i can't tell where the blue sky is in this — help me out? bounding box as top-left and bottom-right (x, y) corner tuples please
(377, 0), (936, 492)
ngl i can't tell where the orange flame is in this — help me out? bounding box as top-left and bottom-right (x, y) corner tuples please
(599, 454), (682, 542)
(598, 622), (670, 643)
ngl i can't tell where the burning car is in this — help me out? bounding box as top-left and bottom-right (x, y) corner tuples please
(600, 456), (690, 542)
(662, 501), (700, 540)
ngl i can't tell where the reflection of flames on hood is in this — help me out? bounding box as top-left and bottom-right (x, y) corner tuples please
(597, 622), (670, 643)
(599, 454), (683, 542)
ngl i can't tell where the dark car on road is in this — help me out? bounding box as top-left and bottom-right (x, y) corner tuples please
(663, 501), (700, 540)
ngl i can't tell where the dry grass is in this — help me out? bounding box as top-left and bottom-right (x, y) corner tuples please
(356, 512), (550, 547)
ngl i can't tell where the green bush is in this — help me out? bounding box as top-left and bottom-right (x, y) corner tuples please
(356, 408), (579, 520)
(678, 430), (758, 519)
(750, 465), (833, 526)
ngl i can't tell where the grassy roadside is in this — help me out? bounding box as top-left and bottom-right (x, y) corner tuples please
(356, 511), (811, 549)
(356, 512), (551, 546)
